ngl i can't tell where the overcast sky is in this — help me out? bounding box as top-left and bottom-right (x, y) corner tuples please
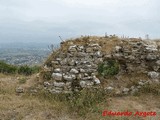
(0, 0), (159, 43)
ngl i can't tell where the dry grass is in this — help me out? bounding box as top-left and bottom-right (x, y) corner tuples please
(83, 95), (160, 120)
(0, 73), (7, 78)
(0, 75), (81, 120)
(0, 74), (160, 120)
(0, 94), (76, 120)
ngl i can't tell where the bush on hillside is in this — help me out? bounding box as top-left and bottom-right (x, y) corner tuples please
(0, 60), (40, 75)
(98, 60), (119, 77)
(0, 61), (17, 74)
(18, 65), (40, 75)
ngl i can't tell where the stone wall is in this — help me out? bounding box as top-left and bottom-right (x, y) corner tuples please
(43, 42), (103, 94)
(41, 37), (160, 95)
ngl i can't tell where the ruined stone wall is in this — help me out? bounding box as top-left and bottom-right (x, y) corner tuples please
(42, 38), (160, 95)
(44, 42), (103, 93)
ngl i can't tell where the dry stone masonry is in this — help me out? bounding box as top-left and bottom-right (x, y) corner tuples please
(41, 37), (160, 95)
(44, 42), (103, 94)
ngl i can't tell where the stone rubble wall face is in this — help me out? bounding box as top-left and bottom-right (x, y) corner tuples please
(47, 43), (102, 93)
(43, 40), (160, 94)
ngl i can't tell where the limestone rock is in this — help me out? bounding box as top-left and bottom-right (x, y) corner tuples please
(80, 68), (85, 73)
(105, 86), (114, 92)
(16, 87), (24, 93)
(44, 82), (51, 87)
(148, 71), (159, 79)
(68, 59), (75, 66)
(49, 89), (62, 94)
(93, 76), (101, 84)
(77, 45), (84, 52)
(63, 74), (76, 81)
(95, 51), (102, 57)
(82, 76), (92, 80)
(156, 60), (160, 65)
(138, 81), (145, 86)
(68, 45), (77, 52)
(51, 61), (59, 65)
(137, 86), (141, 89)
(153, 66), (159, 71)
(66, 82), (72, 88)
(60, 58), (67, 65)
(122, 88), (130, 94)
(115, 46), (122, 52)
(53, 82), (65, 87)
(146, 53), (157, 60)
(79, 81), (94, 88)
(52, 73), (63, 81)
(56, 58), (62, 61)
(70, 68), (79, 74)
(145, 44), (158, 52)
(54, 68), (61, 73)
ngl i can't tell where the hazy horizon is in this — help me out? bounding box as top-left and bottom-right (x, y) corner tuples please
(0, 0), (160, 43)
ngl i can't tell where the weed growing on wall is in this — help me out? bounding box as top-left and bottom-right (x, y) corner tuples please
(98, 60), (119, 77)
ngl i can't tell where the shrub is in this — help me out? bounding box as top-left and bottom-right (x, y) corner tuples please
(0, 61), (17, 74)
(30, 66), (41, 73)
(98, 60), (119, 77)
(0, 61), (40, 75)
(18, 65), (32, 75)
(18, 65), (40, 75)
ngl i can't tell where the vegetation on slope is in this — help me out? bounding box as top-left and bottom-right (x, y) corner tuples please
(0, 60), (40, 75)
(98, 60), (119, 77)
